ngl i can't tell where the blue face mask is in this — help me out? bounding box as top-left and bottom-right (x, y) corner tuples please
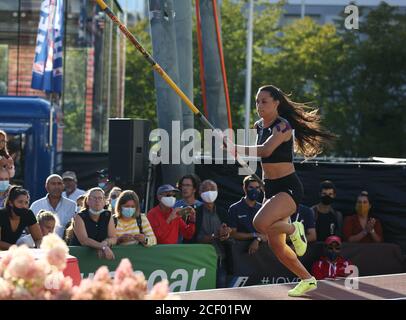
(98, 182), (106, 189)
(122, 207), (136, 218)
(247, 188), (260, 201)
(0, 180), (10, 192)
(110, 198), (117, 209)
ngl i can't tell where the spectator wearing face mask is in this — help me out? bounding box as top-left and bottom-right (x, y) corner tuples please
(114, 190), (156, 247)
(228, 175), (266, 255)
(0, 186), (42, 249)
(193, 179), (233, 288)
(343, 191), (383, 243)
(147, 184), (196, 244)
(311, 236), (352, 280)
(70, 187), (117, 260)
(311, 180), (343, 242)
(108, 187), (122, 213)
(0, 168), (11, 208)
(96, 169), (115, 196)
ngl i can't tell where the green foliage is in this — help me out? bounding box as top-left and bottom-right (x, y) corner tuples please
(124, 20), (157, 128)
(124, 1), (406, 157)
(63, 48), (87, 151)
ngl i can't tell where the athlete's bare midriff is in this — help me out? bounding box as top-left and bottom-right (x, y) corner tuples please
(262, 162), (295, 180)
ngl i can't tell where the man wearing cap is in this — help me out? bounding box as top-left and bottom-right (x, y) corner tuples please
(62, 171), (86, 201)
(147, 184), (196, 244)
(97, 169), (115, 196)
(311, 235), (352, 280)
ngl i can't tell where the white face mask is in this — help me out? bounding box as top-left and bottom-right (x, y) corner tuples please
(89, 208), (104, 215)
(160, 196), (176, 208)
(201, 191), (218, 203)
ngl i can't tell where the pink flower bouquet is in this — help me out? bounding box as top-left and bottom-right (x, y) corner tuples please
(0, 234), (170, 300)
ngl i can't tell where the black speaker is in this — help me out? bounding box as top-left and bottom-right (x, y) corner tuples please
(108, 119), (151, 185)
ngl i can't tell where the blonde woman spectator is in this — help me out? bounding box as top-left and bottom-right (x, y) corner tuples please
(108, 187), (122, 212)
(17, 210), (57, 247)
(70, 187), (117, 260)
(115, 190), (156, 247)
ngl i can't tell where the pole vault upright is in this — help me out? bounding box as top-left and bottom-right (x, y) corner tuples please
(94, 0), (263, 185)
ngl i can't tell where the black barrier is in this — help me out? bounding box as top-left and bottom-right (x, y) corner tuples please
(227, 240), (405, 287)
(63, 153), (406, 253)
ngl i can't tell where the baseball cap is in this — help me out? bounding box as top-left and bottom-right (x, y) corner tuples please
(157, 184), (180, 195)
(62, 171), (77, 181)
(325, 235), (342, 246)
(97, 168), (109, 179)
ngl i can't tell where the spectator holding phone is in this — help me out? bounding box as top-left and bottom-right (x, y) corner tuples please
(115, 190), (156, 247)
(147, 184), (196, 244)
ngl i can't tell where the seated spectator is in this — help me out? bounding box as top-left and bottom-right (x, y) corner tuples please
(17, 210), (57, 248)
(0, 130), (15, 178)
(229, 175), (266, 255)
(70, 187), (117, 260)
(0, 186), (42, 249)
(30, 174), (77, 238)
(194, 180), (232, 288)
(343, 191), (383, 243)
(175, 174), (203, 209)
(147, 184), (196, 244)
(311, 236), (352, 280)
(114, 190), (156, 247)
(0, 168), (11, 208)
(76, 194), (87, 212)
(290, 204), (317, 243)
(311, 180), (343, 241)
(62, 171), (86, 201)
(108, 187), (122, 212)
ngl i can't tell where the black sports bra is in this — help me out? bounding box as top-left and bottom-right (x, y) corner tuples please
(256, 117), (293, 163)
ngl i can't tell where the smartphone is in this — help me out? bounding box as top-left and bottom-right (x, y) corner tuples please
(178, 206), (192, 218)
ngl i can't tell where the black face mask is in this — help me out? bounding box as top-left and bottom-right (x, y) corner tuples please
(247, 189), (260, 201)
(321, 195), (334, 205)
(326, 250), (339, 261)
(12, 207), (29, 217)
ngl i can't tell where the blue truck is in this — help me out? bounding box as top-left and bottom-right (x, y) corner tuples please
(0, 96), (62, 201)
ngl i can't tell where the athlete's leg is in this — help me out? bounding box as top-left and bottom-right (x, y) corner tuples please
(253, 193), (312, 279)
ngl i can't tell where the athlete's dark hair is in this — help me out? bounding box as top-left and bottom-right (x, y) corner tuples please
(258, 85), (335, 157)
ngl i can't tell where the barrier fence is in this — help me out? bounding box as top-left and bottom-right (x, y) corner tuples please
(68, 241), (405, 291)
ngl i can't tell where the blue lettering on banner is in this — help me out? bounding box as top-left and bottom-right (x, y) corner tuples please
(31, 0), (64, 93)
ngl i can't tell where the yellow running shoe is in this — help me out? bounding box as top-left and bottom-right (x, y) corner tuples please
(288, 277), (317, 297)
(289, 221), (307, 256)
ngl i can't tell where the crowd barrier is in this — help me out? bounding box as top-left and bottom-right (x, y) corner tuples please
(68, 241), (405, 291)
(228, 241), (406, 287)
(68, 244), (217, 292)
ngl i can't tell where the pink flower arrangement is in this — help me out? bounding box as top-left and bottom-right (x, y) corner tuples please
(0, 234), (171, 300)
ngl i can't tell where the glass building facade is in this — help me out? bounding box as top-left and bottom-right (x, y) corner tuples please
(0, 0), (126, 152)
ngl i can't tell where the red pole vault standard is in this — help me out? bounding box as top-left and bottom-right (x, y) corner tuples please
(93, 0), (262, 185)
(212, 0), (233, 130)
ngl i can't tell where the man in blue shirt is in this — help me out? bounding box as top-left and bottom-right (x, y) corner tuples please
(229, 176), (266, 255)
